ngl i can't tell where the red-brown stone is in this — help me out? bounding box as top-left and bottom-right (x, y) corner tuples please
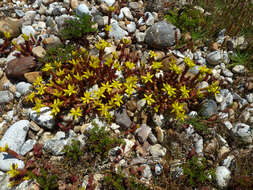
(6, 56), (36, 80)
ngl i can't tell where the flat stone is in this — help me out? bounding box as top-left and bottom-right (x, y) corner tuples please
(0, 120), (29, 155)
(32, 46), (46, 58)
(0, 152), (24, 172)
(29, 107), (56, 130)
(115, 108), (132, 129)
(145, 21), (181, 49)
(0, 17), (22, 38)
(6, 56), (36, 80)
(24, 71), (42, 84)
(119, 7), (133, 20)
(135, 124), (152, 143)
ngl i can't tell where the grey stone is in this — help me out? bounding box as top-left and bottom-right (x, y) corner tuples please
(223, 120), (233, 130)
(145, 21), (181, 49)
(76, 4), (90, 16)
(20, 139), (36, 156)
(199, 99), (218, 117)
(43, 139), (68, 155)
(109, 21), (128, 40)
(16, 82), (32, 95)
(0, 91), (14, 104)
(135, 124), (152, 143)
(29, 107), (56, 130)
(0, 120), (29, 155)
(115, 108), (132, 129)
(195, 137), (203, 156)
(94, 15), (104, 27)
(216, 166), (231, 189)
(206, 50), (230, 65)
(232, 123), (252, 143)
(0, 152), (24, 172)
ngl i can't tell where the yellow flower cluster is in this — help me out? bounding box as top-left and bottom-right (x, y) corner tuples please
(26, 37), (219, 124)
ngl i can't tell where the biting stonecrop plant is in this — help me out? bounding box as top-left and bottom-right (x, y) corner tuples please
(25, 37), (220, 128)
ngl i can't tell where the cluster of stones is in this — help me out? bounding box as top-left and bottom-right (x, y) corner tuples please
(0, 0), (252, 189)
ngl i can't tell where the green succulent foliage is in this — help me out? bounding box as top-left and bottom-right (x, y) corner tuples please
(87, 122), (123, 157)
(38, 44), (78, 65)
(60, 13), (97, 40)
(27, 169), (58, 190)
(103, 171), (150, 190)
(63, 139), (83, 162)
(183, 156), (215, 187)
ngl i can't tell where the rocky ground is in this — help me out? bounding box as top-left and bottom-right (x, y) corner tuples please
(0, 0), (253, 189)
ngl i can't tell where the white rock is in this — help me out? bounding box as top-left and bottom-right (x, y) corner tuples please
(135, 31), (145, 42)
(206, 50), (230, 65)
(109, 21), (128, 40)
(20, 139), (36, 156)
(22, 25), (36, 37)
(145, 12), (154, 26)
(232, 123), (252, 143)
(119, 7), (133, 20)
(126, 21), (136, 33)
(76, 4), (90, 16)
(16, 82), (32, 95)
(0, 152), (24, 171)
(216, 166), (231, 189)
(0, 120), (29, 155)
(246, 93), (253, 103)
(223, 120), (233, 130)
(100, 0), (115, 6)
(149, 144), (166, 158)
(0, 91), (14, 104)
(232, 65), (246, 74)
(29, 107), (56, 130)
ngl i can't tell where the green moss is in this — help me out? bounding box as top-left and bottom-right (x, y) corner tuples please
(183, 156), (215, 187)
(63, 139), (83, 162)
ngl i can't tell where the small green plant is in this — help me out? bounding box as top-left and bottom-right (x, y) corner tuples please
(87, 122), (122, 157)
(27, 168), (59, 190)
(227, 48), (252, 70)
(60, 13), (97, 46)
(165, 5), (207, 42)
(184, 115), (211, 136)
(183, 156), (215, 187)
(63, 139), (83, 162)
(103, 170), (150, 190)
